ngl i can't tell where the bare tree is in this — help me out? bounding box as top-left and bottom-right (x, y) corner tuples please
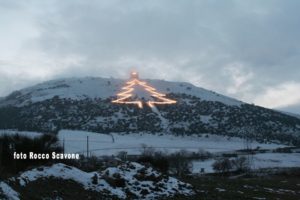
(140, 144), (155, 156)
(117, 151), (127, 161)
(232, 156), (249, 172)
(169, 150), (192, 177)
(212, 158), (233, 173)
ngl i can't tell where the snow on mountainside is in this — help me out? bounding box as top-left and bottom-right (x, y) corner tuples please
(0, 76), (300, 146)
(0, 77), (242, 107)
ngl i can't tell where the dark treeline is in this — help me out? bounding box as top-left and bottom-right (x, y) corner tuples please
(0, 133), (62, 177)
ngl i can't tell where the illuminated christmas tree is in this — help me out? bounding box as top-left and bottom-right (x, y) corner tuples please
(112, 72), (176, 108)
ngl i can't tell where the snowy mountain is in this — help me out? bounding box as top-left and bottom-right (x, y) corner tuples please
(0, 77), (242, 107)
(0, 76), (300, 145)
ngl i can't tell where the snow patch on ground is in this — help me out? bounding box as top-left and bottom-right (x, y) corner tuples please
(16, 162), (194, 199)
(252, 153), (300, 169)
(0, 182), (20, 200)
(192, 153), (300, 174)
(192, 159), (215, 174)
(151, 106), (169, 131)
(200, 115), (212, 124)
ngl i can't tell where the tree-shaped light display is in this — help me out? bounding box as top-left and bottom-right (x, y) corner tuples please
(112, 72), (176, 108)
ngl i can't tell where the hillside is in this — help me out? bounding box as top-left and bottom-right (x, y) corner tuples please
(0, 77), (242, 107)
(0, 162), (194, 199)
(0, 76), (300, 145)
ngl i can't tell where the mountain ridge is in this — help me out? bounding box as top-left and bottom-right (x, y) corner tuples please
(0, 76), (299, 145)
(0, 76), (243, 107)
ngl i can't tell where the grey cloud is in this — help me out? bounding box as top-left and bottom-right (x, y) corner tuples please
(1, 0), (300, 113)
(34, 0), (300, 80)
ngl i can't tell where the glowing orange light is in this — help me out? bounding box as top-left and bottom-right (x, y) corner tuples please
(112, 72), (176, 108)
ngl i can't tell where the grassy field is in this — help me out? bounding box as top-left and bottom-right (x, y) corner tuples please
(9, 175), (300, 200)
(169, 172), (300, 200)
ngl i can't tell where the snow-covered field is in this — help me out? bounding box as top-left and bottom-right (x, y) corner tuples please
(0, 130), (42, 138)
(192, 159), (216, 174)
(252, 153), (300, 169)
(58, 130), (285, 156)
(192, 153), (300, 174)
(2, 129), (298, 175)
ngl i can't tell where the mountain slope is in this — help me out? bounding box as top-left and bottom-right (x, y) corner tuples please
(0, 77), (242, 107)
(0, 77), (299, 145)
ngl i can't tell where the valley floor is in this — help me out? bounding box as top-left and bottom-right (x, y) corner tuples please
(170, 172), (300, 200)
(1, 129), (300, 199)
(58, 130), (285, 156)
(58, 130), (300, 174)
(2, 129), (299, 174)
(3, 167), (299, 200)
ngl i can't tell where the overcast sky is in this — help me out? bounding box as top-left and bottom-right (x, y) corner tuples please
(0, 0), (300, 114)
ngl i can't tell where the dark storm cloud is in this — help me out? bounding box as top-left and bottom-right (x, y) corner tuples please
(1, 0), (300, 112)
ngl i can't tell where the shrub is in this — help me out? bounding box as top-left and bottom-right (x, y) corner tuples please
(152, 155), (169, 174)
(92, 173), (98, 184)
(196, 149), (212, 159)
(117, 151), (128, 161)
(213, 157), (250, 173)
(232, 156), (249, 172)
(212, 158), (233, 173)
(140, 144), (155, 156)
(103, 172), (126, 188)
(169, 150), (192, 177)
(0, 133), (62, 175)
